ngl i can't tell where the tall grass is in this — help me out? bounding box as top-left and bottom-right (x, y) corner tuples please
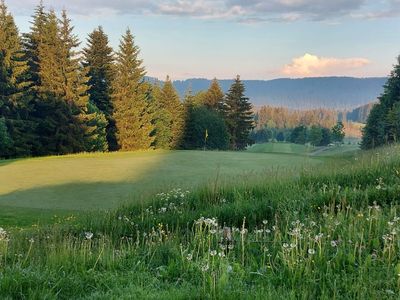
(1, 145), (400, 299)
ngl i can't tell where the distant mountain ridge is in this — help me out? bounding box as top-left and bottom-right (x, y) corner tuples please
(163, 77), (386, 110)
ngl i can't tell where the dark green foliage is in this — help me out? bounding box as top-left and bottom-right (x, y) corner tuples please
(223, 75), (254, 150)
(183, 105), (229, 150)
(320, 127), (332, 146)
(290, 125), (307, 144)
(308, 125), (323, 146)
(0, 116), (11, 155)
(112, 29), (154, 150)
(331, 121), (345, 144)
(362, 56), (400, 149)
(249, 127), (271, 143)
(153, 77), (184, 149)
(0, 0), (33, 157)
(83, 26), (116, 150)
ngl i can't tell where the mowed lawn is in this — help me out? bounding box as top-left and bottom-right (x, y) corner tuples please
(0, 149), (322, 218)
(247, 142), (314, 154)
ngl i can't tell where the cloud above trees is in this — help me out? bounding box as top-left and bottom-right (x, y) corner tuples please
(8, 0), (400, 22)
(282, 53), (370, 77)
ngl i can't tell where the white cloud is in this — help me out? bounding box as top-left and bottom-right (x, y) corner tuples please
(282, 53), (370, 77)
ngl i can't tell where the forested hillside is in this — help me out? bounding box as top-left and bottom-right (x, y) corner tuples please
(172, 77), (386, 109)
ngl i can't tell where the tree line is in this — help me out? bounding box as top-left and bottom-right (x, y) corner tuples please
(251, 121), (345, 146)
(362, 56), (400, 149)
(0, 1), (254, 158)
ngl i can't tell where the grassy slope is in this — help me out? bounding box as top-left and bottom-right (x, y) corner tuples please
(247, 142), (313, 154)
(0, 148), (321, 213)
(0, 145), (399, 299)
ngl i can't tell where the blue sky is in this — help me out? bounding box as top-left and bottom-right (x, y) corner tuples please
(8, 0), (400, 80)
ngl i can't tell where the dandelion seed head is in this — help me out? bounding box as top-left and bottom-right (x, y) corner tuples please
(84, 232), (93, 240)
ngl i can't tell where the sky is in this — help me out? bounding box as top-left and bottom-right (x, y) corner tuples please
(7, 0), (400, 80)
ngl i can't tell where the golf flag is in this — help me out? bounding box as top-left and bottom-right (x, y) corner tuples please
(205, 129), (209, 140)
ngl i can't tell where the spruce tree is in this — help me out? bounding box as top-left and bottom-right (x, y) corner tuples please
(362, 56), (400, 149)
(112, 29), (154, 150)
(153, 76), (184, 149)
(83, 27), (116, 150)
(58, 10), (108, 152)
(223, 75), (254, 150)
(203, 78), (224, 110)
(0, 0), (32, 157)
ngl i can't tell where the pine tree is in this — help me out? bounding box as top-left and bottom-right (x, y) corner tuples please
(152, 82), (172, 149)
(83, 26), (116, 150)
(203, 78), (224, 110)
(0, 0), (32, 157)
(223, 75), (254, 150)
(58, 10), (108, 152)
(362, 56), (400, 149)
(112, 29), (154, 150)
(153, 76), (184, 149)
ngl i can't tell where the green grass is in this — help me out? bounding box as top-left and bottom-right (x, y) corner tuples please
(1, 145), (400, 298)
(247, 142), (314, 154)
(0, 148), (322, 214)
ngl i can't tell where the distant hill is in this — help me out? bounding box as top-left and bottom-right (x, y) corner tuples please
(344, 102), (376, 123)
(167, 77), (386, 110)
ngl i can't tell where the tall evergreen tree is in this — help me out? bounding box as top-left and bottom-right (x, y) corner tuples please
(0, 0), (32, 157)
(203, 78), (224, 110)
(58, 10), (108, 152)
(223, 75), (254, 150)
(112, 29), (154, 150)
(83, 26), (116, 150)
(153, 76), (184, 149)
(362, 56), (400, 149)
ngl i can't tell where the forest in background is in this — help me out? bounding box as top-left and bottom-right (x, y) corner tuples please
(0, 1), (254, 158)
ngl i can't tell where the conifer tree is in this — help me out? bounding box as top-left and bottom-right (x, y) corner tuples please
(362, 56), (400, 149)
(223, 75), (254, 150)
(203, 78), (224, 110)
(112, 29), (154, 150)
(83, 26), (116, 150)
(58, 10), (108, 152)
(153, 76), (184, 149)
(0, 0), (32, 157)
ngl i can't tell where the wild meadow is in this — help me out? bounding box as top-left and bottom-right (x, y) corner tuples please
(1, 145), (400, 299)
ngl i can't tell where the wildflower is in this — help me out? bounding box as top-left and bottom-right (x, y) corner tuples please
(314, 233), (324, 241)
(201, 264), (209, 272)
(240, 229), (248, 235)
(0, 227), (8, 241)
(262, 220), (268, 225)
(265, 229), (271, 234)
(330, 240), (338, 247)
(85, 232), (93, 240)
(283, 243), (289, 248)
(308, 249), (316, 255)
(223, 227), (232, 242)
(218, 252), (225, 258)
(290, 243), (296, 249)
(210, 250), (217, 256)
(29, 237), (35, 243)
(187, 253), (193, 261)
